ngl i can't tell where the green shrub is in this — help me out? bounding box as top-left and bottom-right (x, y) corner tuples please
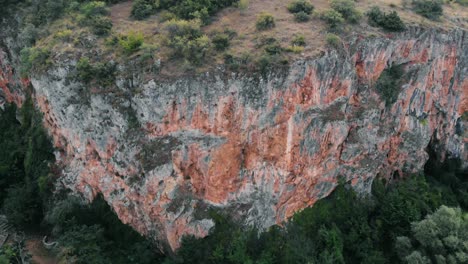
(366, 7), (405, 32)
(164, 19), (202, 41)
(185, 35), (211, 65)
(294, 11), (310, 22)
(55, 29), (73, 41)
(256, 12), (275, 30)
(291, 34), (306, 46)
(76, 57), (94, 83)
(76, 57), (116, 86)
(330, 0), (362, 23)
(157, 0), (238, 24)
(89, 16), (113, 36)
(80, 1), (108, 17)
(375, 64), (404, 106)
(287, 0), (314, 14)
(326, 33), (341, 48)
(212, 33), (230, 51)
(412, 0), (443, 20)
(131, 0), (154, 20)
(320, 9), (345, 28)
(119, 31), (144, 53)
(159, 10), (177, 22)
(163, 19), (211, 64)
(455, 0), (468, 6)
(264, 42), (283, 55)
(19, 47), (51, 77)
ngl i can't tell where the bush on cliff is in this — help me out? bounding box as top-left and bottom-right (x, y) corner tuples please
(287, 0), (314, 22)
(19, 47), (51, 77)
(330, 0), (362, 23)
(375, 64), (405, 106)
(131, 0), (155, 20)
(412, 0), (443, 20)
(164, 19), (212, 64)
(256, 12), (276, 30)
(320, 9), (345, 29)
(366, 6), (406, 32)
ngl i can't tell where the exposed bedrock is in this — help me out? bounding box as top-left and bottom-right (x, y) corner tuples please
(1, 27), (467, 251)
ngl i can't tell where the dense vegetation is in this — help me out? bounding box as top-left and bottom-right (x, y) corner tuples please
(367, 6), (406, 32)
(131, 0), (239, 22)
(0, 101), (162, 263)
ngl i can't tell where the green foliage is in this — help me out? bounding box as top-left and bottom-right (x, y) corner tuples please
(0, 244), (19, 264)
(131, 0), (155, 20)
(155, 0), (239, 23)
(330, 0), (362, 23)
(45, 195), (163, 264)
(291, 34), (306, 46)
(212, 33), (230, 51)
(294, 11), (310, 22)
(163, 19), (211, 64)
(76, 57), (116, 86)
(320, 9), (345, 29)
(256, 13), (275, 30)
(89, 16), (113, 36)
(287, 0), (314, 14)
(0, 98), (54, 229)
(375, 64), (404, 106)
(396, 206), (468, 263)
(80, 1), (108, 17)
(412, 0), (443, 20)
(19, 47), (51, 77)
(170, 158), (467, 263)
(367, 6), (406, 32)
(326, 33), (341, 49)
(119, 31), (144, 53)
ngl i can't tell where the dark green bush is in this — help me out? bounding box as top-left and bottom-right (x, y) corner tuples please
(212, 33), (230, 51)
(163, 19), (211, 64)
(294, 11), (310, 22)
(320, 9), (345, 29)
(330, 0), (362, 23)
(412, 0), (443, 20)
(367, 7), (406, 32)
(80, 1), (108, 17)
(19, 47), (51, 77)
(256, 12), (275, 30)
(89, 16), (113, 35)
(76, 57), (116, 86)
(375, 64), (404, 106)
(155, 0), (239, 24)
(119, 31), (144, 53)
(287, 0), (314, 14)
(326, 33), (341, 48)
(131, 0), (154, 20)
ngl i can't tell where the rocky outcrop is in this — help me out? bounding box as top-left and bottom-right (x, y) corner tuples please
(1, 27), (467, 251)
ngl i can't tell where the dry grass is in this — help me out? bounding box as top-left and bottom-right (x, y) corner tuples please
(44, 0), (467, 77)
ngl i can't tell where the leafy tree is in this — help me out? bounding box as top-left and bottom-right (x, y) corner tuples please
(396, 206), (468, 263)
(366, 7), (406, 32)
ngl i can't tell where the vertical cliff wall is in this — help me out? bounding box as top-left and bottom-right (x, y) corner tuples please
(1, 27), (466, 251)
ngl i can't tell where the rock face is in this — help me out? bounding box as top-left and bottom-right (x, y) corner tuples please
(1, 27), (467, 251)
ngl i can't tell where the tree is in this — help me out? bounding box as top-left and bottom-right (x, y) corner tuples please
(396, 206), (468, 263)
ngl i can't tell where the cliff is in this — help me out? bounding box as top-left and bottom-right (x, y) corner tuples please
(1, 25), (467, 251)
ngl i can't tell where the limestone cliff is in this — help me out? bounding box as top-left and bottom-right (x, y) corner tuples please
(1, 26), (467, 251)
